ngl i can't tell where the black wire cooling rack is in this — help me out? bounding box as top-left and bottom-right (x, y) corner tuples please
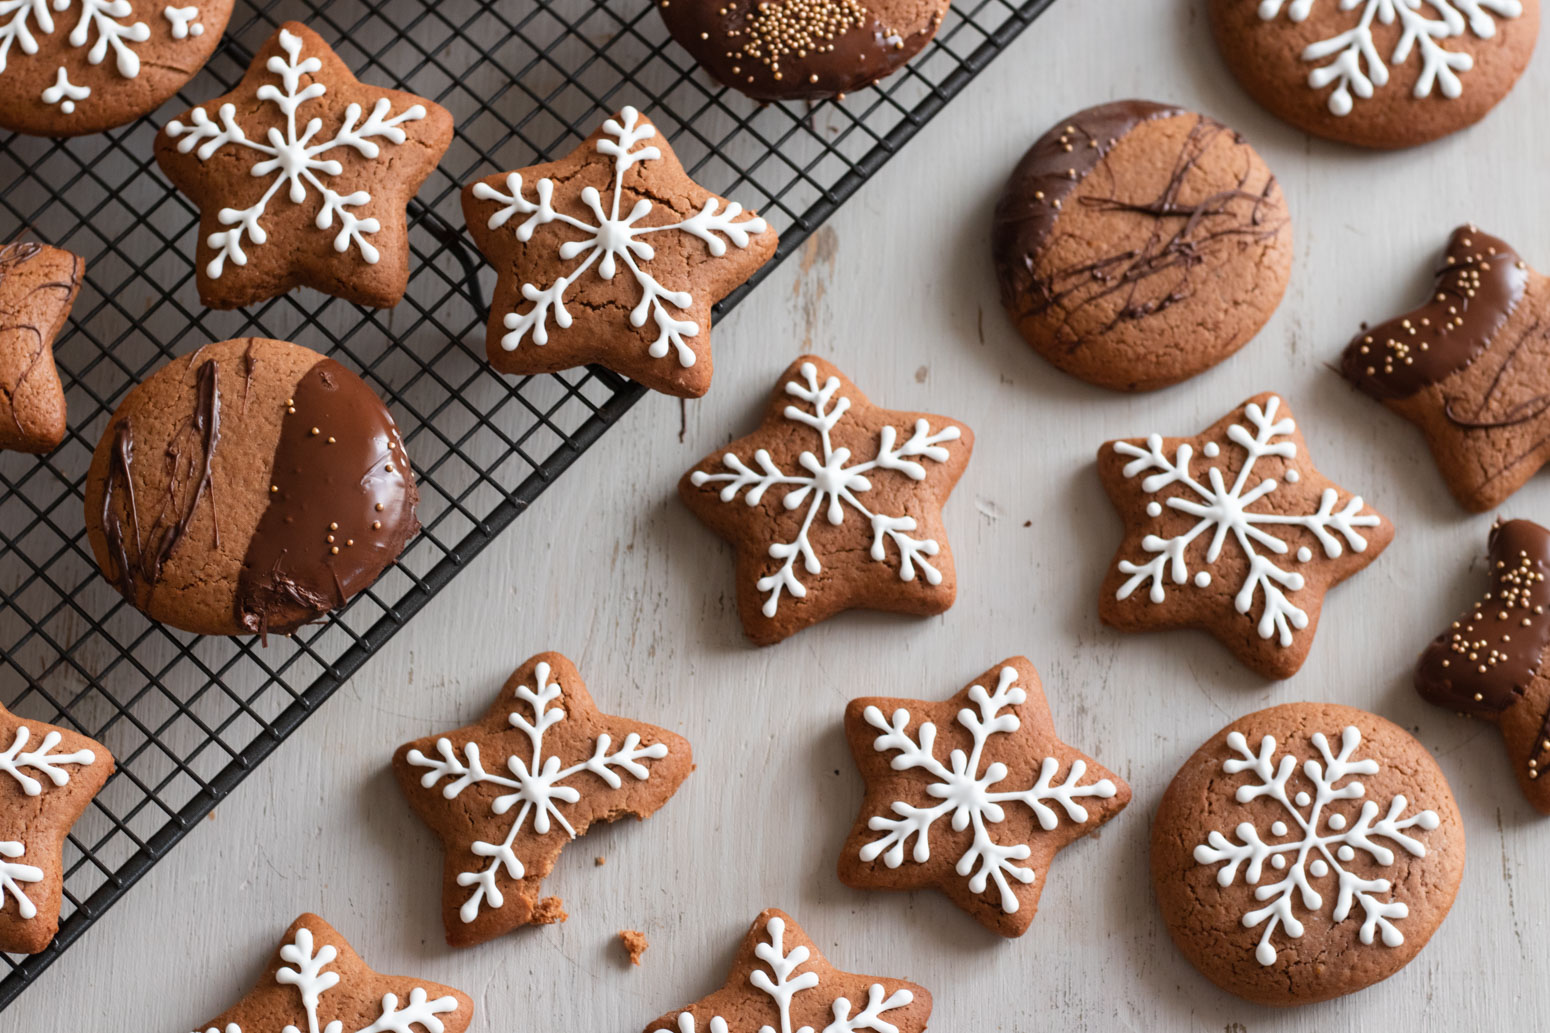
(0, 0), (1056, 1007)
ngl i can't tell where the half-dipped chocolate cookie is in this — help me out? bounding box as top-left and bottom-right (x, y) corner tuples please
(992, 100), (1292, 392)
(83, 338), (418, 637)
(657, 0), (950, 102)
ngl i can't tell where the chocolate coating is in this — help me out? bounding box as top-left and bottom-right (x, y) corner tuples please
(1416, 519), (1550, 716)
(236, 358), (418, 637)
(1342, 226), (1529, 402)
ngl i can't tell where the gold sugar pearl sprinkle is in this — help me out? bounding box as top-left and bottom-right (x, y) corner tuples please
(330, 522), (339, 530)
(372, 521), (382, 530)
(309, 427), (319, 436)
(375, 503), (385, 512)
(330, 546), (340, 555)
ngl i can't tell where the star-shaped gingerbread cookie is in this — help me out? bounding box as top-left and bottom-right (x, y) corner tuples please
(643, 908), (932, 1033)
(393, 651), (692, 947)
(0, 701), (112, 954)
(188, 913), (474, 1033)
(155, 22), (453, 310)
(839, 657), (1129, 937)
(1416, 519), (1550, 814)
(461, 106), (778, 397)
(0, 242), (82, 454)
(1099, 392), (1394, 679)
(1341, 225), (1550, 512)
(680, 355), (973, 645)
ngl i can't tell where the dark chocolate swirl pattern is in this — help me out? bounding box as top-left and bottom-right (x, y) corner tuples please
(235, 358), (418, 638)
(992, 102), (1284, 341)
(1342, 226), (1529, 401)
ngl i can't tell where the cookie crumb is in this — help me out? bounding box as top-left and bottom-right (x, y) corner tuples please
(532, 897), (568, 925)
(594, 855), (606, 866)
(619, 929), (648, 966)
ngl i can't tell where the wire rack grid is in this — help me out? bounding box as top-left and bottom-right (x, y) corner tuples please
(0, 0), (1056, 1008)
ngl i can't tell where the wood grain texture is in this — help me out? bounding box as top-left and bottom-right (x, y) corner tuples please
(11, 0), (1550, 1028)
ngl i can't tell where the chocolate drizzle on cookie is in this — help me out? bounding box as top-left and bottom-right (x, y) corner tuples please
(234, 358), (418, 639)
(1417, 520), (1550, 716)
(992, 102), (1285, 340)
(1343, 226), (1528, 401)
(100, 357), (222, 600)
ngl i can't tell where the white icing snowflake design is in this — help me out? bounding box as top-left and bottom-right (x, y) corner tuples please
(471, 105), (768, 367)
(1194, 725), (1441, 966)
(165, 27), (428, 279)
(1113, 395), (1380, 646)
(859, 666), (1116, 914)
(0, 2), (213, 114)
(1258, 0), (1523, 115)
(404, 660), (669, 924)
(658, 915), (914, 1033)
(0, 723), (97, 921)
(690, 361), (962, 617)
(193, 925), (460, 1033)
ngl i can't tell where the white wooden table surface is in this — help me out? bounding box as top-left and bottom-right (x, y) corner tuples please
(15, 0), (1550, 1028)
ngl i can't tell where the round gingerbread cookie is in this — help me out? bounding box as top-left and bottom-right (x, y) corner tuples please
(1209, 0), (1539, 149)
(83, 338), (419, 638)
(1152, 703), (1465, 1006)
(0, 0), (234, 137)
(991, 100), (1292, 393)
(657, 0), (950, 102)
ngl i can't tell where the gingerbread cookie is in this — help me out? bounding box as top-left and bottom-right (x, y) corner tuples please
(839, 657), (1129, 936)
(1210, 0), (1538, 149)
(83, 337), (419, 637)
(393, 651), (692, 948)
(1152, 703), (1464, 1005)
(0, 702), (111, 954)
(0, 0), (233, 136)
(462, 106), (777, 398)
(1340, 225), (1550, 511)
(681, 355), (972, 645)
(155, 22), (453, 309)
(992, 100), (1292, 393)
(1099, 392), (1393, 679)
(657, 0), (950, 102)
(189, 913), (474, 1033)
(1416, 519), (1550, 813)
(0, 242), (82, 453)
(644, 909), (931, 1033)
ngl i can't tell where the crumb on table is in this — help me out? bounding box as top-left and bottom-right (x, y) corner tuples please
(595, 855), (606, 866)
(619, 929), (648, 966)
(532, 897), (568, 925)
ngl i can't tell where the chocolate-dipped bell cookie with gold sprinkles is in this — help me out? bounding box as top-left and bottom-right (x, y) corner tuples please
(1417, 519), (1550, 814)
(658, 0), (950, 102)
(82, 338), (418, 638)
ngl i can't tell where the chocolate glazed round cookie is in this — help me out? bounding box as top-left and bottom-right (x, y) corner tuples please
(83, 338), (418, 638)
(1152, 703), (1465, 1006)
(657, 0), (950, 101)
(1209, 0), (1538, 149)
(992, 100), (1293, 393)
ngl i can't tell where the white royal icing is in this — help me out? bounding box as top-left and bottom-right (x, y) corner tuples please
(404, 660), (670, 924)
(1257, 0), (1523, 116)
(191, 924), (460, 1033)
(40, 65), (88, 113)
(859, 666), (1116, 914)
(1112, 395), (1380, 646)
(471, 105), (768, 367)
(0, 722), (96, 921)
(654, 915), (913, 1033)
(164, 27), (427, 279)
(690, 361), (961, 617)
(1194, 724), (1440, 966)
(162, 5), (203, 39)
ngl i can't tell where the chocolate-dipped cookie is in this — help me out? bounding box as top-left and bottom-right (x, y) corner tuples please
(657, 0), (950, 102)
(992, 101), (1292, 392)
(83, 338), (418, 637)
(1210, 0), (1538, 149)
(1341, 225), (1550, 511)
(1153, 703), (1465, 1006)
(0, 242), (82, 453)
(1416, 519), (1550, 813)
(0, 0), (233, 137)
